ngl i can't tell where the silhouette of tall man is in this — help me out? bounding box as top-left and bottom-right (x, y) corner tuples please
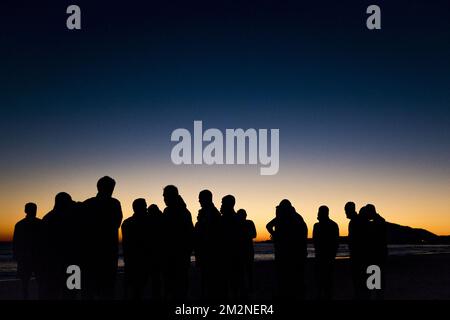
(13, 203), (42, 299)
(194, 190), (222, 300)
(147, 203), (164, 300)
(364, 204), (387, 299)
(345, 201), (365, 299)
(82, 176), (123, 299)
(162, 185), (194, 301)
(220, 195), (245, 300)
(237, 209), (256, 295)
(41, 192), (81, 299)
(313, 205), (339, 300)
(121, 198), (153, 300)
(266, 200), (308, 300)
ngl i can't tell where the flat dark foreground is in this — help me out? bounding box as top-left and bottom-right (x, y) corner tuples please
(1, 253), (449, 301)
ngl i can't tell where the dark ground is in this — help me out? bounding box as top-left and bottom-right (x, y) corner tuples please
(1, 254), (449, 300)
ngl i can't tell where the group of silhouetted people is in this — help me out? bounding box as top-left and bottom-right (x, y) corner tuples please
(344, 201), (387, 300)
(266, 200), (387, 300)
(13, 176), (387, 300)
(13, 176), (123, 300)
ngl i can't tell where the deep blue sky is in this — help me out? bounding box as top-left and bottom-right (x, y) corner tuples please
(2, 0), (449, 170)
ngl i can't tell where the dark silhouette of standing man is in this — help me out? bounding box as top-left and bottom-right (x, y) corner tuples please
(121, 198), (152, 300)
(220, 195), (244, 300)
(237, 209), (257, 295)
(147, 203), (164, 300)
(162, 185), (194, 301)
(83, 176), (123, 299)
(41, 192), (81, 299)
(194, 190), (222, 300)
(364, 204), (387, 300)
(344, 201), (365, 299)
(266, 199), (308, 300)
(13, 203), (42, 299)
(313, 205), (339, 300)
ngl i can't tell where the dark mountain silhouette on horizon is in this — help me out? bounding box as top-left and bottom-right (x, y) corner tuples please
(261, 222), (449, 245)
(384, 222), (444, 244)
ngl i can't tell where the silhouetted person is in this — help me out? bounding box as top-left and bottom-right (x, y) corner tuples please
(194, 190), (222, 300)
(345, 201), (365, 299)
(122, 198), (154, 300)
(266, 199), (308, 300)
(82, 176), (123, 299)
(41, 192), (81, 299)
(13, 203), (42, 299)
(313, 205), (339, 300)
(364, 204), (387, 300)
(147, 203), (164, 300)
(220, 195), (245, 300)
(237, 209), (256, 295)
(162, 185), (194, 301)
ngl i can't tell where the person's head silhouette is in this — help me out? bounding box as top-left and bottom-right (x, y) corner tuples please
(276, 199), (293, 219)
(133, 198), (147, 215)
(199, 190), (213, 208)
(365, 204), (377, 220)
(345, 201), (357, 219)
(97, 176), (116, 198)
(163, 185), (179, 207)
(237, 209), (247, 221)
(359, 205), (368, 219)
(278, 199), (292, 210)
(54, 192), (73, 211)
(317, 205), (329, 222)
(24, 202), (37, 218)
(148, 204), (162, 216)
(220, 195), (235, 214)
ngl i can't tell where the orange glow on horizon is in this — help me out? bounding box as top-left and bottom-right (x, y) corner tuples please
(1, 161), (449, 242)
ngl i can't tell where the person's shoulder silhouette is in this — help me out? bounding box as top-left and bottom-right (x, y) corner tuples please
(162, 185), (193, 227)
(84, 176), (122, 222)
(82, 176), (123, 234)
(122, 198), (149, 237)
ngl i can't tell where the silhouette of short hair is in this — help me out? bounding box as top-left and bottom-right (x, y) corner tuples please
(222, 195), (236, 207)
(97, 176), (116, 196)
(148, 204), (161, 215)
(54, 192), (72, 210)
(237, 209), (247, 219)
(365, 204), (377, 219)
(199, 189), (213, 202)
(24, 203), (37, 216)
(359, 205), (368, 218)
(278, 199), (292, 209)
(345, 202), (355, 212)
(163, 185), (179, 206)
(163, 185), (179, 197)
(318, 205), (329, 220)
(133, 198), (147, 214)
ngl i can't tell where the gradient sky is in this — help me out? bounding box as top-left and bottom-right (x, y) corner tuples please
(1, 0), (449, 241)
